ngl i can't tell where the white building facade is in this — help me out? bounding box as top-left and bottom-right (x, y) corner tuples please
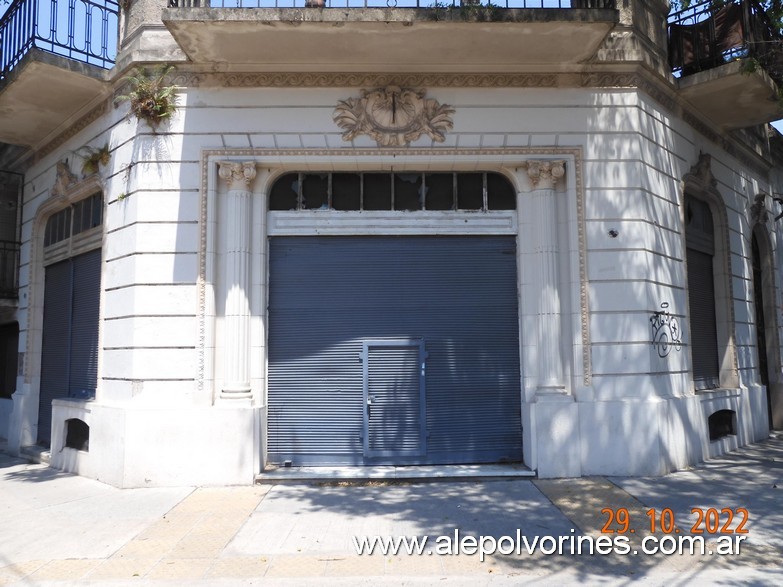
(0, 0), (779, 486)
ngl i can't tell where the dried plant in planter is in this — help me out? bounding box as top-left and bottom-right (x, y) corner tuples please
(115, 64), (178, 129)
(78, 143), (111, 175)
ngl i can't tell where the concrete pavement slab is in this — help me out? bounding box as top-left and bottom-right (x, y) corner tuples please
(612, 433), (783, 549)
(0, 453), (192, 564)
(225, 480), (576, 557)
(1, 437), (782, 585)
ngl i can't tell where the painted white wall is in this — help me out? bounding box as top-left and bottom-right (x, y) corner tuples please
(8, 83), (775, 484)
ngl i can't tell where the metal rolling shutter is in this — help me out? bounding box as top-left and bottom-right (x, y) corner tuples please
(687, 247), (720, 389)
(685, 195), (720, 390)
(69, 249), (101, 399)
(267, 235), (521, 466)
(38, 249), (101, 444)
(38, 260), (73, 444)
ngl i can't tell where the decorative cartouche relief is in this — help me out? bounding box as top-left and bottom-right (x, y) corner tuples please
(520, 159), (566, 191)
(51, 160), (79, 199)
(218, 161), (257, 190)
(333, 86), (455, 147)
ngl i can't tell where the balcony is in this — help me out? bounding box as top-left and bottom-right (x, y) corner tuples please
(162, 1), (618, 73)
(0, 0), (119, 147)
(669, 0), (783, 129)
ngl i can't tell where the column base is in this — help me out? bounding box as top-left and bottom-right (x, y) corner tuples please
(535, 385), (569, 399)
(220, 387), (252, 402)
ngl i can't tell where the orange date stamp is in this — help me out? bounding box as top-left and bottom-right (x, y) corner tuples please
(600, 507), (749, 535)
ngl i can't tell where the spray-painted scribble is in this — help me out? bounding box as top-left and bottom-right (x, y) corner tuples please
(650, 302), (682, 358)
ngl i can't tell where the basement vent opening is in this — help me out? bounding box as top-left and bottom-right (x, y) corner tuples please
(708, 409), (736, 441)
(65, 418), (90, 451)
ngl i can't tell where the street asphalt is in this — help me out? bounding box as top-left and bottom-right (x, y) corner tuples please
(1, 434), (781, 585)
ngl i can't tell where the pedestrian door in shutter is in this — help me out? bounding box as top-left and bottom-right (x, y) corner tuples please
(363, 339), (426, 458)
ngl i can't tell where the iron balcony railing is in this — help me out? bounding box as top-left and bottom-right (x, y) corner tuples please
(0, 240), (19, 299)
(0, 0), (119, 81)
(169, 1), (615, 9)
(668, 0), (782, 79)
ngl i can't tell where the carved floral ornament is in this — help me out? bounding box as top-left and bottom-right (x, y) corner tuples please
(520, 160), (566, 190)
(218, 161), (257, 190)
(333, 86), (455, 147)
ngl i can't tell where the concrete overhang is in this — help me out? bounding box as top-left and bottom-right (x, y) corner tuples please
(0, 50), (109, 148)
(161, 8), (618, 72)
(678, 59), (783, 130)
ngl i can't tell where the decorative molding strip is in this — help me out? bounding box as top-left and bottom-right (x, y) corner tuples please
(573, 153), (591, 386)
(580, 72), (639, 88)
(169, 72), (560, 89)
(36, 101), (108, 162)
(268, 210), (518, 236)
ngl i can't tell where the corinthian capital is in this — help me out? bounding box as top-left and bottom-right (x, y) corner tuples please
(218, 161), (257, 190)
(521, 160), (565, 190)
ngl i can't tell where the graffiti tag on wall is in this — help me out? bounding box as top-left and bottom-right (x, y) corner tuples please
(650, 302), (682, 358)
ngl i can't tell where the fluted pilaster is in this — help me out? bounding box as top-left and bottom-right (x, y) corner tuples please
(218, 161), (256, 400)
(522, 160), (567, 393)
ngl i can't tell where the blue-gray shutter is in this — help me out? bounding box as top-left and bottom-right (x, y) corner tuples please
(267, 236), (522, 466)
(39, 260), (73, 444)
(69, 249), (101, 399)
(38, 249), (101, 444)
(686, 247), (720, 389)
(685, 195), (720, 390)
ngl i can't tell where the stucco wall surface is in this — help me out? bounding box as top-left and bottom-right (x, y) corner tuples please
(8, 84), (775, 483)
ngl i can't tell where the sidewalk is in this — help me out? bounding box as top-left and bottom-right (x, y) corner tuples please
(1, 436), (781, 586)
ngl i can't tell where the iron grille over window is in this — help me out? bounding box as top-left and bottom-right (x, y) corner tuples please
(269, 172), (516, 212)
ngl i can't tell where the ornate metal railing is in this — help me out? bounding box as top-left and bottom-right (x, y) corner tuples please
(0, 0), (119, 80)
(169, 1), (615, 9)
(0, 241), (19, 298)
(668, 0), (782, 78)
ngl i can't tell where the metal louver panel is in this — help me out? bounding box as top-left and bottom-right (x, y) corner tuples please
(38, 260), (73, 444)
(364, 341), (425, 458)
(38, 249), (102, 445)
(267, 235), (521, 466)
(69, 249), (101, 399)
(687, 247), (720, 389)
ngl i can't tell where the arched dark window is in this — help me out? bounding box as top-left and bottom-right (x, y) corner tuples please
(269, 172), (516, 212)
(685, 194), (720, 390)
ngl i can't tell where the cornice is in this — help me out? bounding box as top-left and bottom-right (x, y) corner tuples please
(168, 71), (560, 88)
